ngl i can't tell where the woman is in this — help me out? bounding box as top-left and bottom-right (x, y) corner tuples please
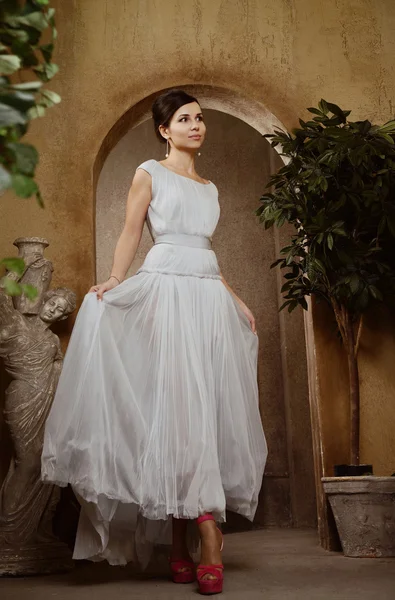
(41, 88), (267, 595)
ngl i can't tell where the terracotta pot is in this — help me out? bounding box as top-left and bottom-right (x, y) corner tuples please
(322, 476), (395, 557)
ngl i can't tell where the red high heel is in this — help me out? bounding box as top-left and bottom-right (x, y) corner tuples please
(169, 557), (196, 583)
(196, 513), (224, 595)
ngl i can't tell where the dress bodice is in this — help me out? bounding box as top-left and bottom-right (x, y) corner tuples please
(136, 159), (220, 241)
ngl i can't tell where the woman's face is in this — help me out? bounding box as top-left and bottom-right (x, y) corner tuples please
(161, 101), (206, 154)
(39, 296), (68, 323)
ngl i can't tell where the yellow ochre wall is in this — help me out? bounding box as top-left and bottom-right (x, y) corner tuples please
(0, 0), (394, 541)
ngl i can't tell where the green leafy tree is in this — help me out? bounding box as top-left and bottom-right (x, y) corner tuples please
(0, 0), (60, 298)
(257, 99), (395, 466)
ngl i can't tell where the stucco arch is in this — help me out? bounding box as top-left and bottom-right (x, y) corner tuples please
(93, 84), (287, 190)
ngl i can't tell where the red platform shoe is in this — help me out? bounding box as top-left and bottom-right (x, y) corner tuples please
(196, 514), (224, 595)
(169, 557), (196, 583)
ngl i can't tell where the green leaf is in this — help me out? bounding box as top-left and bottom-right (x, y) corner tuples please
(0, 90), (36, 112)
(320, 177), (328, 191)
(6, 28), (30, 43)
(287, 300), (298, 313)
(270, 259), (284, 269)
(33, 62), (59, 82)
(281, 281), (293, 292)
(358, 119), (372, 134)
(20, 283), (38, 300)
(368, 285), (383, 301)
(0, 54), (21, 75)
(318, 99), (329, 114)
(11, 173), (38, 198)
(0, 101), (26, 127)
(358, 287), (370, 309)
(279, 299), (293, 311)
(7, 142), (39, 175)
(0, 257), (25, 275)
(27, 104), (46, 119)
(14, 12), (49, 32)
(377, 132), (394, 144)
(40, 88), (61, 107)
(0, 164), (12, 193)
(314, 259), (326, 274)
(326, 101), (348, 122)
(8, 81), (43, 91)
(285, 253), (294, 266)
(307, 107), (324, 116)
(350, 274), (360, 294)
(1, 276), (21, 296)
(327, 232), (334, 250)
(377, 119), (395, 134)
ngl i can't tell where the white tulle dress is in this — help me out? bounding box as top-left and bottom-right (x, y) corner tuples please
(41, 158), (267, 568)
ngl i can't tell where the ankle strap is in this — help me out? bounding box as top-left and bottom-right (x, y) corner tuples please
(196, 513), (215, 525)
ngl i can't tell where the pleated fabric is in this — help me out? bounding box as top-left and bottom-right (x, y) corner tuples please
(41, 159), (267, 568)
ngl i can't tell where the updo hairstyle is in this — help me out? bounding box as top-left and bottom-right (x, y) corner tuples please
(152, 88), (200, 144)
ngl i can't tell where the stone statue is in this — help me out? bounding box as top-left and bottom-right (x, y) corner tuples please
(0, 238), (76, 576)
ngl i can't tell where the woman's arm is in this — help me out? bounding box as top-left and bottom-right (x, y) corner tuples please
(109, 169), (153, 281)
(90, 168), (152, 299)
(219, 271), (257, 334)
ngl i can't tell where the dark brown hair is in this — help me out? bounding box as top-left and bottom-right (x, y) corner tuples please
(152, 88), (200, 144)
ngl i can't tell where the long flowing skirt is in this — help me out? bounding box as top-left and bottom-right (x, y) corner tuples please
(41, 243), (267, 567)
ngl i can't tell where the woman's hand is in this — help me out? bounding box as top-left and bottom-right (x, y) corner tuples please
(89, 277), (120, 300)
(237, 300), (257, 334)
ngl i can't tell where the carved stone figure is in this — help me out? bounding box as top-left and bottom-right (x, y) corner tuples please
(0, 238), (76, 575)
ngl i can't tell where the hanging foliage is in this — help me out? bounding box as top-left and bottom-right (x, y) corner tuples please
(0, 0), (60, 298)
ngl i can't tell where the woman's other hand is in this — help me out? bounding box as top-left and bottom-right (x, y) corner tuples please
(89, 276), (120, 300)
(238, 300), (257, 334)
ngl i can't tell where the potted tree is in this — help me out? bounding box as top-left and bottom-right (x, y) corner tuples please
(257, 99), (395, 557)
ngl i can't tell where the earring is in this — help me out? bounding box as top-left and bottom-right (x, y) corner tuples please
(197, 151), (201, 156)
(165, 139), (169, 158)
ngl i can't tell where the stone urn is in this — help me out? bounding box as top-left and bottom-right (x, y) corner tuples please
(322, 476), (395, 557)
(12, 237), (53, 315)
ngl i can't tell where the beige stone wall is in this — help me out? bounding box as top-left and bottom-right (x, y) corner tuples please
(1, 0), (394, 532)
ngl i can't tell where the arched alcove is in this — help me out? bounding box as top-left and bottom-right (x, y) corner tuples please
(93, 85), (317, 531)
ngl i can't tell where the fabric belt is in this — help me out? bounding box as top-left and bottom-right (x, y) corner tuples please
(154, 233), (212, 250)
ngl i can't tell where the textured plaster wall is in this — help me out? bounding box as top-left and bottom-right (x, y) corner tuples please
(0, 0), (394, 530)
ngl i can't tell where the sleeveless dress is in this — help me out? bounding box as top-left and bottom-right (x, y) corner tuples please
(41, 158), (268, 568)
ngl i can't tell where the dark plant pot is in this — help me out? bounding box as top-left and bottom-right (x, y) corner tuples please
(334, 464), (373, 477)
